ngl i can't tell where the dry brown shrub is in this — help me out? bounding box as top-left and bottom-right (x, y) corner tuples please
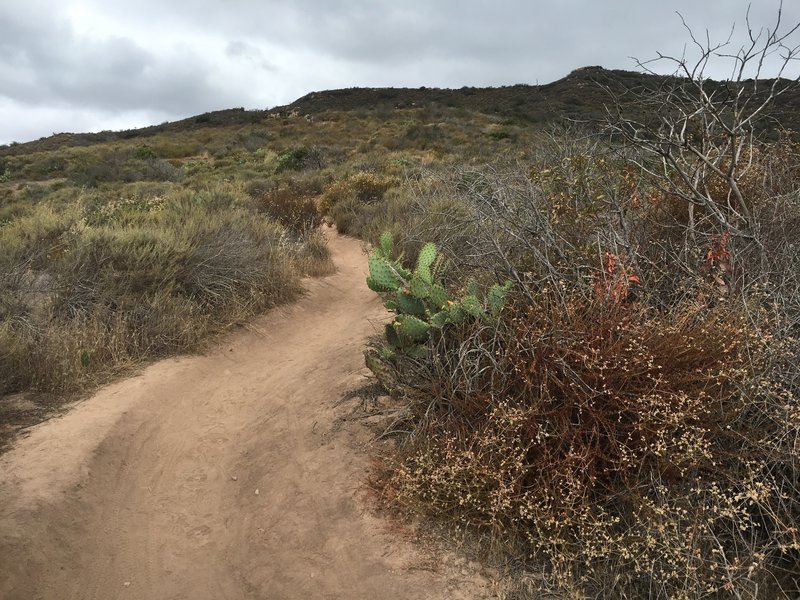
(319, 171), (397, 216)
(257, 188), (322, 234)
(292, 228), (335, 277)
(377, 289), (800, 597)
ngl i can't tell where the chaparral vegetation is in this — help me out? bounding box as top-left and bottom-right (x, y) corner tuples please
(2, 8), (799, 598)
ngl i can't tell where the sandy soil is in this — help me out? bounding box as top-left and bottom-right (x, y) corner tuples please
(0, 229), (490, 600)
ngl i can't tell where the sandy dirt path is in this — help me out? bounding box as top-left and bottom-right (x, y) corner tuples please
(0, 230), (486, 600)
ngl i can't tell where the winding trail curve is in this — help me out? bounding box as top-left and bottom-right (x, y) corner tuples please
(0, 230), (484, 600)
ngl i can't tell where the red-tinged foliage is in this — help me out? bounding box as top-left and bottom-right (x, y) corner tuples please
(593, 252), (641, 304)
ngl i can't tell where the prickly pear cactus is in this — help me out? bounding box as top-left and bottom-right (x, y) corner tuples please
(395, 290), (426, 317)
(415, 242), (437, 284)
(384, 323), (401, 349)
(394, 314), (430, 342)
(429, 311), (449, 328)
(460, 295), (483, 318)
(446, 302), (465, 324)
(488, 281), (513, 317)
(367, 254), (400, 292)
(429, 283), (448, 309)
(465, 278), (479, 298)
(364, 349), (396, 391)
(365, 232), (512, 388)
(408, 275), (430, 299)
(379, 231), (393, 258)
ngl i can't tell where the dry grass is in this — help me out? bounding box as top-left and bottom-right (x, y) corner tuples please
(0, 183), (332, 398)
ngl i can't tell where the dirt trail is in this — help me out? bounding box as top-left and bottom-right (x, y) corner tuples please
(0, 230), (487, 600)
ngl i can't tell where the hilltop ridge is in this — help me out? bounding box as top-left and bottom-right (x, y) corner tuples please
(273, 66), (645, 118)
(3, 66), (799, 155)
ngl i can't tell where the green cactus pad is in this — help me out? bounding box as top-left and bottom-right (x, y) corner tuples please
(407, 344), (429, 359)
(429, 311), (449, 328)
(365, 349), (395, 391)
(415, 242), (437, 284)
(379, 231), (393, 258)
(488, 280), (513, 316)
(417, 242), (437, 269)
(465, 278), (479, 297)
(368, 254), (399, 291)
(430, 254), (444, 281)
(408, 275), (431, 299)
(446, 303), (465, 324)
(367, 276), (394, 293)
(461, 295), (484, 318)
(394, 314), (430, 342)
(385, 323), (401, 349)
(395, 290), (426, 316)
(396, 263), (412, 280)
(429, 283), (449, 309)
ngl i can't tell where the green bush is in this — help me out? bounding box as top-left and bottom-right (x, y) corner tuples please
(275, 146), (322, 173)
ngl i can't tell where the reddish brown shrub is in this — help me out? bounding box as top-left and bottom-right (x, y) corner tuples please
(257, 188), (321, 234)
(377, 289), (800, 597)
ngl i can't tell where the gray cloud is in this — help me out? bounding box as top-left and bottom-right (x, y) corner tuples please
(1, 0), (798, 143)
(226, 40), (277, 71)
(0, 5), (247, 115)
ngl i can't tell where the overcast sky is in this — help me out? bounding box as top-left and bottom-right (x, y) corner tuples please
(1, 1), (799, 144)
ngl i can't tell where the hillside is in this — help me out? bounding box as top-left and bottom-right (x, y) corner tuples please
(275, 67), (657, 121)
(4, 66), (799, 156)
